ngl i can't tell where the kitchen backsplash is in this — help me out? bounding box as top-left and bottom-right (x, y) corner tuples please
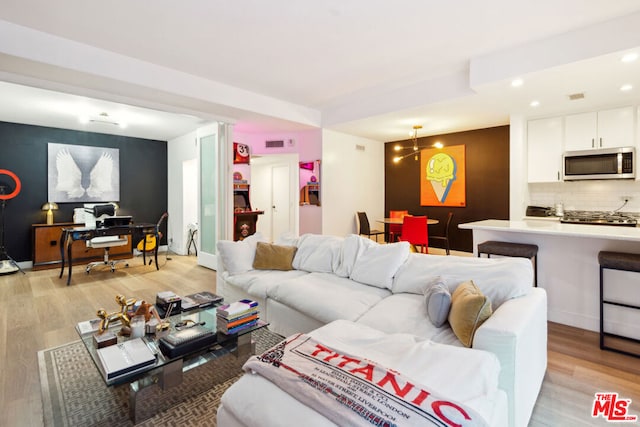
(529, 180), (640, 213)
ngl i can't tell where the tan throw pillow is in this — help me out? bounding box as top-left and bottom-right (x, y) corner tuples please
(252, 242), (297, 271)
(448, 280), (492, 347)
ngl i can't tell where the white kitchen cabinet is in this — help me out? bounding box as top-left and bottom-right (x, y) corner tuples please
(527, 116), (563, 183)
(564, 106), (635, 151)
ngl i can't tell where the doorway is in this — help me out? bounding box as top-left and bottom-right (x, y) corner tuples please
(250, 154), (299, 241)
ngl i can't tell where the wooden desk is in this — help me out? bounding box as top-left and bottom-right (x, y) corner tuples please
(32, 223), (131, 271)
(59, 223), (158, 285)
(377, 218), (439, 225)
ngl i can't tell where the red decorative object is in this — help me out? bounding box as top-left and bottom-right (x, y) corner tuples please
(0, 169), (21, 200)
(233, 143), (250, 164)
(233, 171), (243, 181)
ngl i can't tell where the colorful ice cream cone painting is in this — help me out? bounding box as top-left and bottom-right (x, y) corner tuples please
(420, 145), (466, 207)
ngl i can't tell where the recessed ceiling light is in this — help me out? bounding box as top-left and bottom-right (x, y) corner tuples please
(620, 84), (633, 92)
(511, 78), (523, 87)
(530, 100), (540, 107)
(433, 142), (443, 149)
(621, 52), (638, 63)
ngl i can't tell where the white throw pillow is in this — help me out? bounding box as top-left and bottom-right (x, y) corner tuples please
(350, 241), (410, 289)
(292, 234), (344, 273)
(274, 231), (299, 247)
(334, 234), (372, 278)
(216, 233), (265, 275)
(392, 253), (532, 309)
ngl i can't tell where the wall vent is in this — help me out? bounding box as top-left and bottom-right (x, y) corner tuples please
(265, 140), (285, 148)
(568, 92), (585, 101)
(355, 144), (366, 151)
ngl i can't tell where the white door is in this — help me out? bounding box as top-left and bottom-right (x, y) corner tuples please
(250, 154), (298, 241)
(271, 164), (290, 240)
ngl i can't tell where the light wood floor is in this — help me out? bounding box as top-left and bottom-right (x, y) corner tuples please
(1, 253), (639, 426)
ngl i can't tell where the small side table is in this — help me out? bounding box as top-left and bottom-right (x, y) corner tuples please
(187, 225), (198, 256)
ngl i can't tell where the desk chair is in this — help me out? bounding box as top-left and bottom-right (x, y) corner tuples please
(398, 215), (429, 253)
(85, 212), (132, 273)
(388, 210), (409, 242)
(86, 235), (130, 273)
(356, 212), (384, 242)
(429, 212), (453, 255)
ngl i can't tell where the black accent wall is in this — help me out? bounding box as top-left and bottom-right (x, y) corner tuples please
(0, 121), (168, 262)
(385, 125), (510, 252)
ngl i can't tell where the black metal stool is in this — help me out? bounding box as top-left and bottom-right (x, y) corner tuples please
(598, 251), (640, 358)
(477, 241), (538, 286)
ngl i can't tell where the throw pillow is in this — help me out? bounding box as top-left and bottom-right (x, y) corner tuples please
(423, 277), (451, 327)
(216, 233), (264, 275)
(253, 242), (297, 271)
(448, 280), (492, 347)
(292, 234), (344, 273)
(350, 240), (411, 289)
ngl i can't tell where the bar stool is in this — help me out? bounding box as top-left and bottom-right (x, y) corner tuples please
(477, 241), (538, 286)
(598, 251), (640, 358)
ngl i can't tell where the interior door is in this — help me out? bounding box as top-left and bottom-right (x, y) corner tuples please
(271, 164), (291, 240)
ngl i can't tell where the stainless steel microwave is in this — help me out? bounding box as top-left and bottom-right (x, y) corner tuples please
(563, 146), (635, 181)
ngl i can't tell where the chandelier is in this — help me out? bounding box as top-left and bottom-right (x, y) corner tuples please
(392, 125), (444, 163)
(392, 125), (425, 163)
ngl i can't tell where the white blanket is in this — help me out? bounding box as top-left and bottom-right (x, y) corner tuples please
(243, 326), (492, 427)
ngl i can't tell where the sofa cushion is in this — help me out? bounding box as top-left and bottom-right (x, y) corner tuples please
(216, 233), (265, 275)
(222, 269), (310, 299)
(424, 277), (451, 327)
(350, 240), (410, 289)
(253, 242), (297, 271)
(292, 234), (344, 273)
(268, 272), (390, 324)
(392, 253), (533, 309)
(356, 293), (460, 345)
(449, 280), (492, 347)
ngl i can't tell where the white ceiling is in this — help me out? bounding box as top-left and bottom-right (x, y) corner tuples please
(1, 1), (640, 142)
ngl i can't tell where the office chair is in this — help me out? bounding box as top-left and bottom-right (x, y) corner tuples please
(398, 215), (429, 253)
(356, 212), (384, 242)
(85, 207), (131, 273)
(429, 212), (453, 255)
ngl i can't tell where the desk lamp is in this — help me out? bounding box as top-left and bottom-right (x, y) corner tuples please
(41, 202), (59, 225)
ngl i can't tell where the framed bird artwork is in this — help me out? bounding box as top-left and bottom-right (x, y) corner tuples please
(47, 143), (120, 203)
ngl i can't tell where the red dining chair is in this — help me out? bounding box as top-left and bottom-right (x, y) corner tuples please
(398, 215), (429, 253)
(388, 210), (409, 242)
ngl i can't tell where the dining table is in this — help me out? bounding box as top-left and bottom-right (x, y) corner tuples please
(377, 217), (439, 225)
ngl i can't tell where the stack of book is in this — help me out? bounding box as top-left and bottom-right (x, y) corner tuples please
(216, 299), (259, 334)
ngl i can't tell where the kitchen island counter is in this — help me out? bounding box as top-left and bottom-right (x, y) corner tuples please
(459, 219), (640, 337)
(460, 219), (640, 242)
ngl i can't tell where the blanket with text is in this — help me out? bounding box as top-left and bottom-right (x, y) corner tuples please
(243, 333), (489, 427)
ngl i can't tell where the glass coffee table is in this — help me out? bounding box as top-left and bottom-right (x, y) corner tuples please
(76, 304), (268, 423)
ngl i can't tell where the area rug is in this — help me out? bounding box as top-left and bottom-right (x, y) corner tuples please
(38, 329), (284, 427)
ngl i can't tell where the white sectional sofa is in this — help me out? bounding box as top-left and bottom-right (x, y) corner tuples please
(215, 233), (547, 427)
